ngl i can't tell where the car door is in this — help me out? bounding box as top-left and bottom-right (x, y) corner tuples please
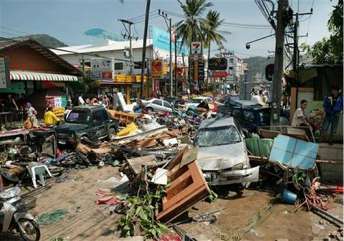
(90, 109), (109, 139)
(162, 101), (172, 112)
(152, 99), (163, 112)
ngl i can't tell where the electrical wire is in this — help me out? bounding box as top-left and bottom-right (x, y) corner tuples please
(304, 0), (316, 45)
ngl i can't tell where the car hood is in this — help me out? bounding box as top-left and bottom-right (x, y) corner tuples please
(197, 142), (248, 171)
(55, 123), (88, 133)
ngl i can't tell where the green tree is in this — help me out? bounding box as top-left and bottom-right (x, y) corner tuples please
(202, 10), (226, 63)
(304, 0), (343, 64)
(176, 0), (213, 50)
(176, 0), (213, 90)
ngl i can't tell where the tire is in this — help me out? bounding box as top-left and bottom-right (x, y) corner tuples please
(146, 107), (154, 113)
(16, 218), (41, 241)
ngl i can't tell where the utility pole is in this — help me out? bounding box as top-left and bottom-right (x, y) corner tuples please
(292, 13), (299, 72)
(158, 10), (173, 97)
(174, 27), (178, 96)
(140, 0), (151, 99)
(169, 17), (173, 97)
(271, 0), (289, 126)
(119, 19), (134, 74)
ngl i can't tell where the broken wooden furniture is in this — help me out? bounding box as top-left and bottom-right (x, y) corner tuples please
(156, 147), (210, 223)
(107, 109), (136, 125)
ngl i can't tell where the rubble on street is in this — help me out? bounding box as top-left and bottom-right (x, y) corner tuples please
(0, 1), (343, 239)
(0, 94), (342, 241)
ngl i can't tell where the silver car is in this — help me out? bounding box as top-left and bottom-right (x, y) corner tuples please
(195, 117), (259, 189)
(142, 98), (173, 113)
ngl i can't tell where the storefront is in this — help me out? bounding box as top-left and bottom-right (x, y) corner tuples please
(0, 39), (82, 116)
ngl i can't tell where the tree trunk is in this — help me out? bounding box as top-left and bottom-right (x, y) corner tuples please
(207, 44), (211, 90)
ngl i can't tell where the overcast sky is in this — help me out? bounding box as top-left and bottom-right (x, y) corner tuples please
(0, 0), (334, 58)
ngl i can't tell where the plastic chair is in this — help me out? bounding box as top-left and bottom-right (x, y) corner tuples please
(27, 163), (52, 188)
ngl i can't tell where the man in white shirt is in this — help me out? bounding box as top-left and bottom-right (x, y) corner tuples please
(78, 95), (85, 105)
(292, 99), (309, 127)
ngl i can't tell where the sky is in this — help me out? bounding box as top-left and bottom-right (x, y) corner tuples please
(0, 0), (334, 58)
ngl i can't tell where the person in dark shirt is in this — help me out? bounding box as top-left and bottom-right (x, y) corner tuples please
(322, 87), (343, 142)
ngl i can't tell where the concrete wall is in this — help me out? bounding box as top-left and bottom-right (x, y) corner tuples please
(317, 143), (343, 184)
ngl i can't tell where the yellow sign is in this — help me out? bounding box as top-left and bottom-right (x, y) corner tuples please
(114, 74), (147, 83)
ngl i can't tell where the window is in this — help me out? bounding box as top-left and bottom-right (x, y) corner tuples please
(66, 110), (90, 124)
(134, 61), (147, 69)
(114, 62), (124, 70)
(243, 110), (255, 122)
(93, 110), (108, 123)
(152, 99), (163, 106)
(196, 126), (241, 147)
(232, 109), (241, 119)
(164, 101), (172, 108)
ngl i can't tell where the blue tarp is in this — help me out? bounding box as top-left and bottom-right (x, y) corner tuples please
(269, 135), (318, 170)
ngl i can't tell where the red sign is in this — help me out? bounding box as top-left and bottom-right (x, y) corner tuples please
(212, 71), (228, 78)
(152, 60), (163, 77)
(101, 71), (112, 80)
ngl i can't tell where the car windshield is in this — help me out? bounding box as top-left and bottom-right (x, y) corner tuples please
(66, 109), (90, 124)
(196, 126), (241, 147)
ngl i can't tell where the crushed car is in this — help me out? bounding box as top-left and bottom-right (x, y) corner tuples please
(55, 105), (118, 147)
(194, 117), (259, 193)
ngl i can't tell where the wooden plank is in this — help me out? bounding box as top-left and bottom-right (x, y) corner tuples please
(126, 155), (156, 175)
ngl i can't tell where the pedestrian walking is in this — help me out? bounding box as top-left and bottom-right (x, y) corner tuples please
(321, 87), (343, 143)
(25, 102), (39, 128)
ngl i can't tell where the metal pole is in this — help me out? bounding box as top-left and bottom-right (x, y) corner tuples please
(271, 0), (288, 126)
(129, 22), (133, 75)
(293, 13), (299, 72)
(174, 32), (177, 96)
(169, 17), (173, 97)
(140, 0), (151, 99)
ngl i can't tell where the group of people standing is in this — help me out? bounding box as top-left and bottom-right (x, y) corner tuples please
(77, 91), (121, 110)
(291, 87), (343, 142)
(250, 88), (270, 105)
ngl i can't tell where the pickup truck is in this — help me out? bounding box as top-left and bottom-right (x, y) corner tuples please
(55, 105), (118, 146)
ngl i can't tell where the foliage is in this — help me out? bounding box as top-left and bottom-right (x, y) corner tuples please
(118, 187), (168, 238)
(202, 10), (226, 49)
(176, 0), (213, 48)
(302, 0), (343, 64)
(201, 10), (226, 61)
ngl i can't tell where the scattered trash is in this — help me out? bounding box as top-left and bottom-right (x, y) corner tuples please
(37, 209), (68, 225)
(281, 189), (297, 204)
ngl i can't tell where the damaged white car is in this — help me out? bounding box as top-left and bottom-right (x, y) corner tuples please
(195, 117), (259, 192)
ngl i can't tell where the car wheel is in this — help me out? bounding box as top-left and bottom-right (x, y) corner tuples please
(146, 107), (154, 113)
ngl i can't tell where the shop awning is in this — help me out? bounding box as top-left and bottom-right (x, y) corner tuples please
(10, 70), (79, 82)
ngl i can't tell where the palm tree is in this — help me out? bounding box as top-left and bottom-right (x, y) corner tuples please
(176, 0), (213, 91)
(201, 10), (226, 88)
(176, 0), (213, 48)
(202, 10), (226, 64)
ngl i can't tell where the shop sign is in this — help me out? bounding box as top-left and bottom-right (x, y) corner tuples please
(101, 71), (113, 80)
(208, 58), (228, 70)
(191, 42), (201, 54)
(152, 27), (188, 55)
(211, 71), (228, 78)
(0, 57), (10, 89)
(152, 60), (163, 78)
